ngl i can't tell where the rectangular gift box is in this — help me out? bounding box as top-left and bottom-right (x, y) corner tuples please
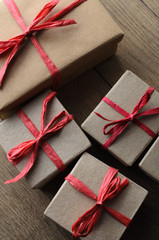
(0, 90), (91, 188)
(44, 152), (148, 240)
(139, 137), (159, 183)
(81, 71), (159, 166)
(0, 0), (123, 115)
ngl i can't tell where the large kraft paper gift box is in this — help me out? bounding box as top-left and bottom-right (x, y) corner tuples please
(81, 71), (159, 166)
(0, 0), (123, 116)
(0, 90), (91, 188)
(139, 136), (159, 183)
(44, 153), (148, 240)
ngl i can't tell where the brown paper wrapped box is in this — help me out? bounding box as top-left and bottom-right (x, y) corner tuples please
(139, 137), (159, 183)
(44, 152), (148, 240)
(81, 71), (159, 166)
(0, 90), (91, 188)
(0, 0), (123, 115)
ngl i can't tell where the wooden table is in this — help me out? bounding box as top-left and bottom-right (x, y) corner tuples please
(1, 0), (159, 239)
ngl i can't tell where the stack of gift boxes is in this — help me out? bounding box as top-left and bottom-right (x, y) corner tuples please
(0, 0), (159, 239)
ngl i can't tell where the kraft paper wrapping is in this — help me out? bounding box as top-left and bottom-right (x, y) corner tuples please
(44, 152), (148, 240)
(139, 137), (159, 183)
(0, 0), (123, 114)
(81, 71), (159, 166)
(0, 90), (91, 188)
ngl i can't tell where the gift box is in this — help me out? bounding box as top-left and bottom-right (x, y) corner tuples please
(0, 0), (123, 115)
(44, 152), (148, 240)
(0, 90), (91, 188)
(81, 71), (159, 166)
(139, 137), (159, 183)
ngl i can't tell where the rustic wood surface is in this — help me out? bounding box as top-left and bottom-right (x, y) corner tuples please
(1, 0), (159, 239)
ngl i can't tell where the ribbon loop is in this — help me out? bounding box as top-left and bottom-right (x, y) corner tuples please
(66, 167), (131, 239)
(7, 139), (36, 165)
(5, 91), (73, 184)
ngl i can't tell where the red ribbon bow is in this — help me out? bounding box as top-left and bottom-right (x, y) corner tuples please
(95, 86), (159, 149)
(5, 91), (73, 184)
(1, 0), (86, 88)
(66, 167), (131, 239)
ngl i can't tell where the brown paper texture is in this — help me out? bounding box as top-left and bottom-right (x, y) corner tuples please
(0, 90), (91, 188)
(81, 71), (159, 166)
(139, 137), (159, 183)
(44, 152), (148, 240)
(0, 0), (123, 114)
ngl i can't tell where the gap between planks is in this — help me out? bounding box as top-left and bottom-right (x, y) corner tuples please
(97, 0), (159, 90)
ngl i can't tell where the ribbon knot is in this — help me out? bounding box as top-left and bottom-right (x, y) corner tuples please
(95, 86), (159, 149)
(129, 113), (135, 121)
(66, 167), (131, 239)
(1, 0), (86, 88)
(36, 131), (45, 143)
(97, 200), (103, 206)
(23, 27), (32, 38)
(5, 91), (73, 184)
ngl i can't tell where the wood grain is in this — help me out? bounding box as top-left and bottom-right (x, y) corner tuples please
(98, 0), (159, 90)
(1, 0), (159, 240)
(140, 0), (159, 17)
(0, 145), (69, 240)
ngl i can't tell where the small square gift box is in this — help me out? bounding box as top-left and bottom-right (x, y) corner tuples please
(139, 136), (159, 183)
(44, 152), (148, 240)
(0, 0), (123, 115)
(81, 71), (159, 166)
(0, 90), (91, 188)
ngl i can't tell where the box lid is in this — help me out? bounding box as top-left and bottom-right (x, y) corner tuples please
(0, 0), (123, 113)
(45, 152), (148, 240)
(82, 71), (159, 166)
(0, 90), (91, 188)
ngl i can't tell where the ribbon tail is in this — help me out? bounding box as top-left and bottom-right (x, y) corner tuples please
(32, 19), (76, 31)
(94, 112), (112, 121)
(104, 206), (131, 227)
(0, 44), (20, 87)
(5, 144), (38, 184)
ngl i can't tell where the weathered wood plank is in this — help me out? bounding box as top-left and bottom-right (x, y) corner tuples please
(97, 0), (159, 90)
(140, 0), (159, 17)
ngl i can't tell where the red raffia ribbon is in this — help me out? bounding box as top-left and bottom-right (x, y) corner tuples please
(95, 86), (159, 149)
(5, 91), (73, 184)
(65, 167), (131, 239)
(1, 0), (86, 88)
